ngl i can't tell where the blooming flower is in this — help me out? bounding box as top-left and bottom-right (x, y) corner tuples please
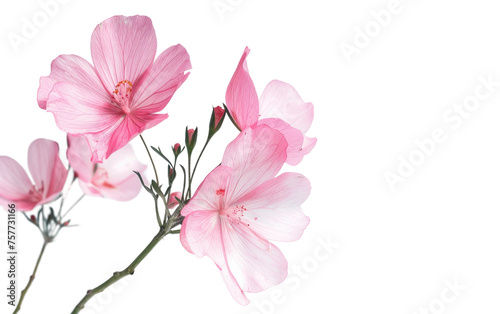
(38, 15), (191, 163)
(67, 135), (146, 201)
(0, 139), (68, 211)
(180, 125), (310, 305)
(225, 47), (316, 165)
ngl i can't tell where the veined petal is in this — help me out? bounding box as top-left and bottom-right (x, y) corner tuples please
(259, 80), (314, 134)
(181, 166), (232, 217)
(0, 156), (34, 208)
(180, 211), (221, 259)
(221, 219), (288, 293)
(67, 135), (94, 183)
(180, 212), (250, 305)
(131, 44), (191, 112)
(222, 125), (287, 204)
(225, 47), (259, 130)
(91, 15), (157, 93)
(257, 118), (304, 166)
(46, 81), (123, 135)
(86, 115), (139, 163)
(82, 111), (168, 163)
(234, 172), (310, 242)
(38, 54), (108, 109)
(27, 139), (67, 202)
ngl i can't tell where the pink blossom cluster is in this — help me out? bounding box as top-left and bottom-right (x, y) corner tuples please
(1, 15), (315, 307)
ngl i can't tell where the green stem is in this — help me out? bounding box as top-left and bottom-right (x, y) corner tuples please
(191, 139), (210, 185)
(13, 241), (48, 314)
(71, 224), (173, 314)
(140, 134), (159, 185)
(188, 138), (210, 198)
(187, 154), (192, 198)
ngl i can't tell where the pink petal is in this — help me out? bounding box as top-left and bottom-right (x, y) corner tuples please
(221, 218), (288, 294)
(98, 143), (146, 201)
(180, 210), (221, 258)
(67, 135), (94, 183)
(77, 181), (101, 198)
(99, 175), (142, 201)
(181, 166), (232, 217)
(259, 80), (314, 134)
(69, 135), (145, 201)
(38, 54), (108, 109)
(90, 112), (168, 163)
(46, 81), (123, 135)
(302, 136), (317, 155)
(257, 118), (304, 166)
(90, 15), (157, 93)
(180, 211), (250, 305)
(225, 47), (259, 130)
(28, 139), (68, 202)
(221, 125), (287, 204)
(0, 156), (36, 210)
(233, 172), (310, 242)
(131, 44), (191, 112)
(102, 143), (146, 186)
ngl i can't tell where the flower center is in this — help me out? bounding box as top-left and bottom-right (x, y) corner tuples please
(28, 183), (43, 202)
(112, 80), (133, 113)
(222, 204), (250, 227)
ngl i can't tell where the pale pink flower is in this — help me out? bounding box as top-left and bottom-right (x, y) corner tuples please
(180, 125), (310, 305)
(0, 139), (68, 211)
(67, 135), (146, 201)
(38, 15), (191, 163)
(225, 47), (316, 165)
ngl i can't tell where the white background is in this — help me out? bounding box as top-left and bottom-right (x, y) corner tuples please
(1, 0), (500, 313)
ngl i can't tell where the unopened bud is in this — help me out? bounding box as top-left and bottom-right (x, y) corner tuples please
(168, 192), (182, 209)
(185, 127), (198, 156)
(209, 106), (226, 138)
(172, 143), (182, 157)
(168, 166), (176, 184)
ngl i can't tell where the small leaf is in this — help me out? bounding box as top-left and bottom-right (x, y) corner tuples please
(151, 146), (173, 167)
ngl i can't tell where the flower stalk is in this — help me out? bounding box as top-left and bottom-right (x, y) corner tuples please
(13, 241), (48, 314)
(71, 208), (182, 314)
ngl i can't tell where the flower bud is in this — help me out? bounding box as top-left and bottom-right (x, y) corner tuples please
(168, 166), (176, 185)
(167, 192), (182, 209)
(185, 127), (198, 156)
(30, 215), (36, 223)
(209, 106), (226, 138)
(172, 143), (182, 158)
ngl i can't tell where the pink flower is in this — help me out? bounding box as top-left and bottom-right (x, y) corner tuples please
(180, 125), (310, 305)
(38, 15), (191, 163)
(225, 47), (316, 165)
(67, 135), (146, 201)
(0, 139), (68, 211)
